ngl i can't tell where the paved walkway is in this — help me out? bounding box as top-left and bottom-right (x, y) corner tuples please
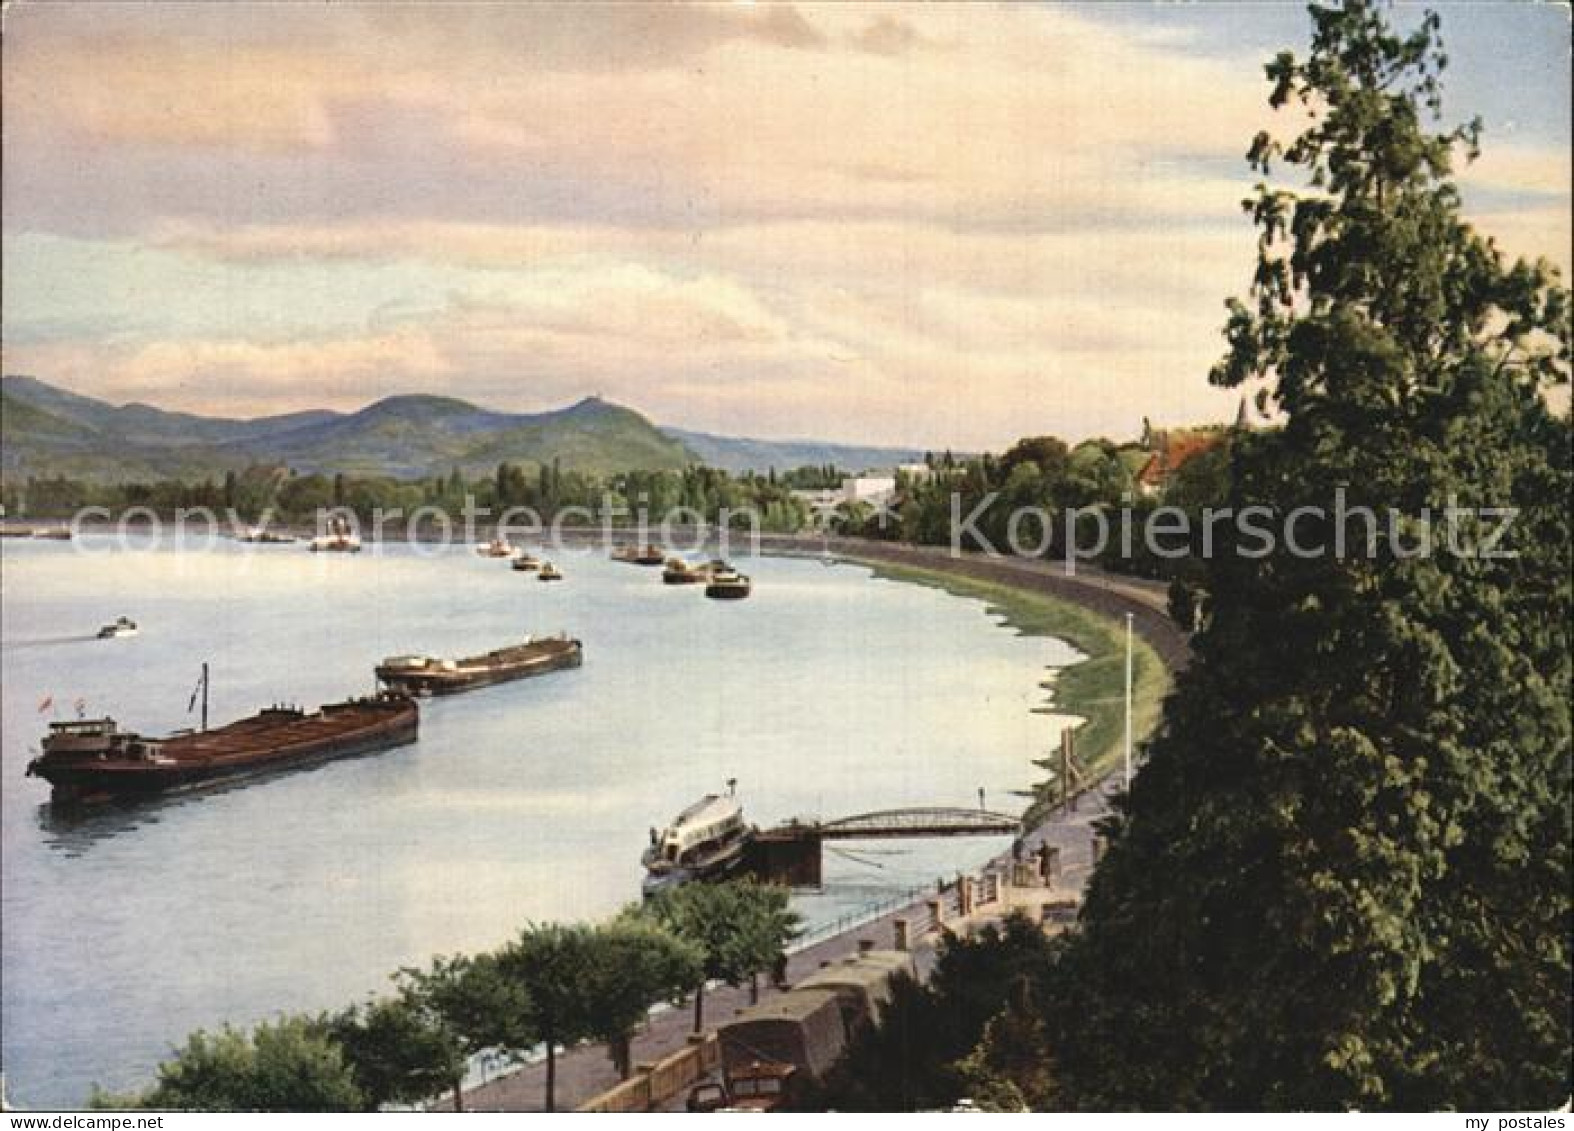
(441, 899), (930, 1112)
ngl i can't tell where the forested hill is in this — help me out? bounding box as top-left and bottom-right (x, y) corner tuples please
(1, 376), (916, 481)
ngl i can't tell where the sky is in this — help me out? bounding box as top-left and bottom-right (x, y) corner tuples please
(2, 1), (1568, 450)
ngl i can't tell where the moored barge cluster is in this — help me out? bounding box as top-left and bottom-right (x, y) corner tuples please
(657, 554), (754, 599)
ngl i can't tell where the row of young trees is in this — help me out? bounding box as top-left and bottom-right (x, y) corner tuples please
(97, 881), (798, 1113)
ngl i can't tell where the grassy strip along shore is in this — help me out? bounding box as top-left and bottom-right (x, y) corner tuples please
(855, 559), (1173, 824)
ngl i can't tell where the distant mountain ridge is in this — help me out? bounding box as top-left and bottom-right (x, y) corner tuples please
(0, 376), (924, 482)
(664, 426), (924, 477)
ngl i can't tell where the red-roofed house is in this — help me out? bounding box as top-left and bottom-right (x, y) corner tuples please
(1136, 430), (1226, 498)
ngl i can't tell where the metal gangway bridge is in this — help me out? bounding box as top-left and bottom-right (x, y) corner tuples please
(810, 806), (1021, 840)
(749, 806), (1022, 886)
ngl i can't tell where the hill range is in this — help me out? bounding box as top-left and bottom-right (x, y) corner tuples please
(0, 376), (925, 482)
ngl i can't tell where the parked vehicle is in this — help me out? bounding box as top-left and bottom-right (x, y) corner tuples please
(691, 949), (915, 1111)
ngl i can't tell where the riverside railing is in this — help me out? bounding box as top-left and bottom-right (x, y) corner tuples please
(787, 884), (933, 952)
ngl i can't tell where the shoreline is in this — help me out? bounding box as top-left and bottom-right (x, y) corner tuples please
(447, 543), (1190, 1111)
(852, 558), (1172, 813)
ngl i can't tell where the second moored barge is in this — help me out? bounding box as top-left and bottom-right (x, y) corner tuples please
(375, 635), (582, 696)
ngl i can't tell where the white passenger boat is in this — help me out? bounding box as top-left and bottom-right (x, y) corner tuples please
(642, 789), (753, 897)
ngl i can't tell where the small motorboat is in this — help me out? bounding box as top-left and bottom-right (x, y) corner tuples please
(538, 563), (564, 582)
(511, 554), (542, 572)
(307, 532), (362, 552)
(307, 517), (361, 553)
(97, 616), (139, 639)
(704, 564), (752, 600)
(476, 538), (516, 558)
(236, 528), (295, 544)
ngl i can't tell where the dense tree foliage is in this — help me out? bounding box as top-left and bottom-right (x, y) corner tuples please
(389, 953), (532, 1111)
(125, 1016), (362, 1112)
(952, 980), (1059, 1112)
(581, 921), (703, 1079)
(1055, 1), (1571, 1110)
(634, 880), (800, 1032)
(815, 914), (1060, 1111)
(2, 461), (814, 533)
(329, 996), (468, 1111)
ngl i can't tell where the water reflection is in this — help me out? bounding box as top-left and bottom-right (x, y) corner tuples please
(36, 799), (164, 854)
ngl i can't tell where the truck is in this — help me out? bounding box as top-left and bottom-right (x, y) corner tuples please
(689, 949), (915, 1112)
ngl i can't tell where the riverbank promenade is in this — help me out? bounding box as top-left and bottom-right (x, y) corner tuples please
(436, 536), (1184, 1112)
(442, 778), (1116, 1112)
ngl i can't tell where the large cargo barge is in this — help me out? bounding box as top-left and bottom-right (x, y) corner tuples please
(26, 693), (419, 806)
(374, 634), (582, 696)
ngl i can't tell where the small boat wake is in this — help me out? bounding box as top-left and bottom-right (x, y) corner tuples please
(6, 634), (102, 648)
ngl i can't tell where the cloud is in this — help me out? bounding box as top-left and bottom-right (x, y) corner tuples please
(0, 242), (1241, 447)
(2, 2), (1567, 449)
(849, 15), (935, 56)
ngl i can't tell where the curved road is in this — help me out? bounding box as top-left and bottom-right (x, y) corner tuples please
(758, 534), (1192, 673)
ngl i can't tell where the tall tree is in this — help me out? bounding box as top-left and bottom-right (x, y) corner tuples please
(329, 996), (466, 1111)
(494, 924), (599, 1112)
(637, 880), (799, 1032)
(817, 913), (1061, 1112)
(582, 921), (703, 1079)
(1058, 1), (1570, 1110)
(395, 953), (535, 1112)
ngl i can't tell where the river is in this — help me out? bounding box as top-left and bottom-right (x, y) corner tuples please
(0, 535), (1077, 1107)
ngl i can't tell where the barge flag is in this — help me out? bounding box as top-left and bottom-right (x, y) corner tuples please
(37, 696), (53, 714)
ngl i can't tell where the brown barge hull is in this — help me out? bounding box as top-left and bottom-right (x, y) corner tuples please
(28, 700), (419, 806)
(375, 640), (582, 696)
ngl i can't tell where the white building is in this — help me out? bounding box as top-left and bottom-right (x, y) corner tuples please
(841, 476), (898, 507)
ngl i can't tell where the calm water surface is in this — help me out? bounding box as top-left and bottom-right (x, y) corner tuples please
(0, 537), (1076, 1106)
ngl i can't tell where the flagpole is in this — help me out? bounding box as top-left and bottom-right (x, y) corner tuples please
(1124, 612), (1134, 791)
(201, 662), (209, 732)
